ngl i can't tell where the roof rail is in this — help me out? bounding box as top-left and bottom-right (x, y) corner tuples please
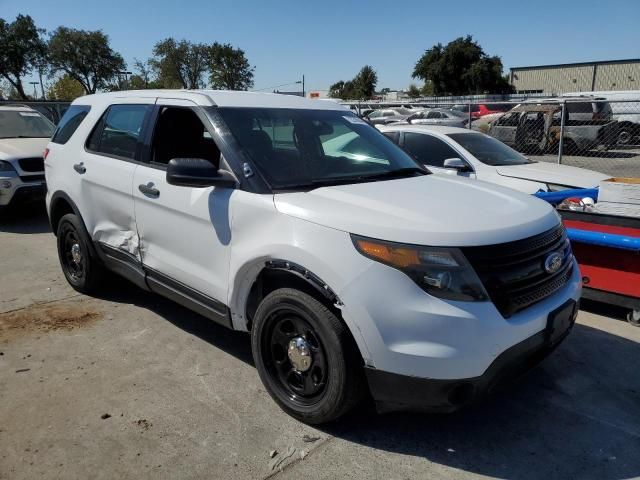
(0, 102), (32, 108)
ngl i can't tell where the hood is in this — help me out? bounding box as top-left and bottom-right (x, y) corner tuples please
(496, 162), (609, 189)
(274, 175), (559, 247)
(0, 138), (49, 161)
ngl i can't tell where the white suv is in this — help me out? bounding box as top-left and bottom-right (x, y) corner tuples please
(0, 104), (55, 213)
(45, 90), (581, 424)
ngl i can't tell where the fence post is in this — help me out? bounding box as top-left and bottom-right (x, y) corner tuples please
(557, 101), (566, 164)
(468, 103), (472, 129)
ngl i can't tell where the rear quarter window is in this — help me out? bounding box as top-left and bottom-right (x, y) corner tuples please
(51, 105), (91, 144)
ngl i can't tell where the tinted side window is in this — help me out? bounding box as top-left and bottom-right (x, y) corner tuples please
(51, 105), (91, 144)
(403, 133), (459, 167)
(382, 131), (400, 144)
(87, 105), (150, 159)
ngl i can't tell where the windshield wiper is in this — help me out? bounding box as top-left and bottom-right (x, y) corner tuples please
(276, 168), (428, 191)
(360, 167), (428, 180)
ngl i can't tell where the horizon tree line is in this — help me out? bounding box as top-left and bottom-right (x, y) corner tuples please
(0, 14), (255, 101)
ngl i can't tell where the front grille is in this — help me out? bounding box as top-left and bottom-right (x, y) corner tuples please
(18, 157), (44, 172)
(19, 174), (45, 183)
(461, 225), (572, 318)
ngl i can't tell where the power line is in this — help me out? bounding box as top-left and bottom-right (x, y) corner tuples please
(252, 80), (302, 92)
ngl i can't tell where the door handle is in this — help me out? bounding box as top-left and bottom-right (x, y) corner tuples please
(73, 162), (86, 174)
(139, 182), (160, 198)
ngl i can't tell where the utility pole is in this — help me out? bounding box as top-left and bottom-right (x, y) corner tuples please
(302, 75), (305, 98)
(29, 81), (38, 99)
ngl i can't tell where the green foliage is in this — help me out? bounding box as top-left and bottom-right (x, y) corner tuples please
(328, 65), (378, 100)
(0, 14), (47, 100)
(48, 27), (125, 94)
(47, 74), (85, 100)
(352, 65), (377, 99)
(413, 36), (513, 95)
(150, 38), (209, 89)
(207, 42), (254, 90)
(406, 84), (421, 98)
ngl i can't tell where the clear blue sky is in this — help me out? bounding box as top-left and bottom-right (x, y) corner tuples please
(4, 0), (639, 92)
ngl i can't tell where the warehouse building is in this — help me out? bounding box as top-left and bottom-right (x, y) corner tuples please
(510, 59), (640, 95)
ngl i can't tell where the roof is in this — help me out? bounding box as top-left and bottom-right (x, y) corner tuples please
(511, 104), (560, 113)
(378, 124), (478, 135)
(0, 104), (37, 112)
(510, 58), (640, 71)
(74, 89), (350, 111)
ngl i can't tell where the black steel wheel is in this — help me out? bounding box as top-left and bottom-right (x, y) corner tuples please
(56, 213), (104, 293)
(251, 288), (365, 424)
(264, 309), (328, 406)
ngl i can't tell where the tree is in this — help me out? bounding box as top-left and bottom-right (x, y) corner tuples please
(150, 38), (208, 89)
(47, 74), (85, 100)
(48, 27), (125, 94)
(328, 65), (378, 100)
(351, 65), (377, 99)
(0, 15), (47, 100)
(406, 84), (421, 98)
(413, 36), (512, 95)
(207, 42), (254, 90)
(328, 80), (348, 99)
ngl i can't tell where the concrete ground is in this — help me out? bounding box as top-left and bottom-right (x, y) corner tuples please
(1, 206), (640, 480)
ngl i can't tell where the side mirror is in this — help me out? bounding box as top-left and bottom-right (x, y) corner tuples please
(167, 158), (237, 188)
(443, 158), (470, 172)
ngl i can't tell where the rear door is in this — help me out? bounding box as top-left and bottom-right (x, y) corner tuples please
(79, 98), (154, 261)
(132, 99), (232, 320)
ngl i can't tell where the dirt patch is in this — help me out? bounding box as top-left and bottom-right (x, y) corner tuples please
(0, 302), (102, 341)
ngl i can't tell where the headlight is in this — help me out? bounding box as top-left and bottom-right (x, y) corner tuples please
(352, 235), (488, 302)
(0, 161), (15, 173)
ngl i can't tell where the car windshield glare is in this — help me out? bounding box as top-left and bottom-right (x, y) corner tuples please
(447, 132), (534, 166)
(0, 110), (55, 139)
(213, 107), (424, 189)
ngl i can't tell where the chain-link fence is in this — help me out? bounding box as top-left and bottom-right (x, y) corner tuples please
(345, 96), (640, 178)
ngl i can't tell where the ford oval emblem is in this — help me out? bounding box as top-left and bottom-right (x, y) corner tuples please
(544, 252), (563, 274)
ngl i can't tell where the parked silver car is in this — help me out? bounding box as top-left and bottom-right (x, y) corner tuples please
(366, 108), (414, 125)
(403, 108), (468, 127)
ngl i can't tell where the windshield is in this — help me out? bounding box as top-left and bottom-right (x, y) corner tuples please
(214, 107), (425, 189)
(0, 110), (55, 139)
(394, 108), (413, 115)
(447, 132), (535, 166)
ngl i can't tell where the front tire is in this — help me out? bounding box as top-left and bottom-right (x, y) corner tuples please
(251, 288), (364, 424)
(56, 213), (105, 294)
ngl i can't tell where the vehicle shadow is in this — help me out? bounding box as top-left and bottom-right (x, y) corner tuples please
(92, 280), (640, 479)
(322, 320), (640, 480)
(0, 202), (51, 234)
(94, 280), (254, 366)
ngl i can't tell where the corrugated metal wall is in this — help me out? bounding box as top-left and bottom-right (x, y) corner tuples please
(511, 61), (640, 94)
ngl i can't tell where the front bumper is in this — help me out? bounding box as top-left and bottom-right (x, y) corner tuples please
(366, 299), (578, 413)
(0, 174), (46, 207)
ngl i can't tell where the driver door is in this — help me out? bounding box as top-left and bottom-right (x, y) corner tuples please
(132, 99), (233, 322)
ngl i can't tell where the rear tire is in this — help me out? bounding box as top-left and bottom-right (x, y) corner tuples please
(56, 213), (105, 294)
(251, 288), (365, 424)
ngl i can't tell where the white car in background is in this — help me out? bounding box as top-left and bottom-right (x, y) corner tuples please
(378, 125), (610, 194)
(0, 104), (55, 214)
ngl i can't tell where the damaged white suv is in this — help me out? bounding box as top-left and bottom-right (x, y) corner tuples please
(46, 90), (581, 424)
